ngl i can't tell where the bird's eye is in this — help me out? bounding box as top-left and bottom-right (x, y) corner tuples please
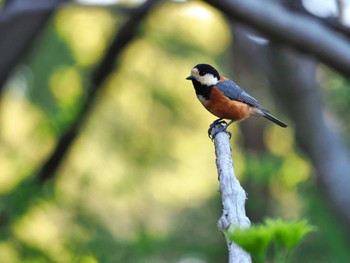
(199, 71), (206, 76)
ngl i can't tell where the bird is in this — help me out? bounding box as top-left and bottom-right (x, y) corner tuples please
(186, 64), (287, 136)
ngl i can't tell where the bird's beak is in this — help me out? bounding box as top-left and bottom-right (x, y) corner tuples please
(186, 75), (195, 80)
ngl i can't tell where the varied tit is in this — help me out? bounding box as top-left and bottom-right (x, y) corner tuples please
(186, 64), (287, 133)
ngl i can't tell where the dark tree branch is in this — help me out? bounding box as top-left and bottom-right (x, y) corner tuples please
(231, 26), (350, 226)
(36, 0), (159, 183)
(0, 0), (69, 22)
(203, 0), (350, 77)
(0, 0), (70, 94)
(336, 0), (345, 24)
(285, 0), (350, 38)
(266, 47), (350, 225)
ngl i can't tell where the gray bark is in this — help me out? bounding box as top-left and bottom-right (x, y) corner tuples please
(210, 125), (251, 263)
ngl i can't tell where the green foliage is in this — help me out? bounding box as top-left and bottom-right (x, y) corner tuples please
(1, 1), (350, 263)
(227, 224), (273, 263)
(228, 219), (315, 263)
(264, 219), (315, 249)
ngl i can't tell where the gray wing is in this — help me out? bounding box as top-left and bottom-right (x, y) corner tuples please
(216, 79), (262, 108)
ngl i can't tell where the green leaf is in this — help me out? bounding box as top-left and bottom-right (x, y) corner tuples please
(265, 218), (316, 249)
(227, 219), (316, 262)
(227, 225), (273, 263)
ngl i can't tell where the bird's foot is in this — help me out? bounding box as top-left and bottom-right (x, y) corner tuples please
(208, 119), (232, 140)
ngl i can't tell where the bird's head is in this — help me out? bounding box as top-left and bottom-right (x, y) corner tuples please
(186, 64), (220, 86)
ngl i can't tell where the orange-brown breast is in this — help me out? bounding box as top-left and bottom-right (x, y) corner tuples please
(204, 87), (253, 121)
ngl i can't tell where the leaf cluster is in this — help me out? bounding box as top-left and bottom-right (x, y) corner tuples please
(227, 218), (315, 263)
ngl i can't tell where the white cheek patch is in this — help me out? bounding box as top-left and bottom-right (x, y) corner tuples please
(198, 73), (218, 86)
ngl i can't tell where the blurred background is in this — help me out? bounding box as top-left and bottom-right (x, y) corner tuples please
(1, 0), (350, 262)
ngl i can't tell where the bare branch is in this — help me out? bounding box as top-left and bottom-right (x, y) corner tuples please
(266, 46), (350, 225)
(0, 0), (70, 23)
(36, 0), (159, 183)
(336, 0), (345, 24)
(285, 0), (350, 37)
(231, 26), (350, 226)
(203, 0), (350, 77)
(210, 125), (251, 263)
(0, 0), (70, 94)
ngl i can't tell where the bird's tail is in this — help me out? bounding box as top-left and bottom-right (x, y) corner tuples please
(262, 111), (288, 128)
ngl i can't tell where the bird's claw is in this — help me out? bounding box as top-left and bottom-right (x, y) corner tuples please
(208, 120), (232, 140)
